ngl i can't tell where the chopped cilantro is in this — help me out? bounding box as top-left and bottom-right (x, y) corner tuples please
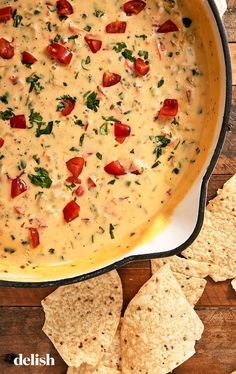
(85, 91), (100, 112)
(26, 74), (44, 93)
(93, 9), (104, 17)
(109, 223), (115, 239)
(84, 25), (91, 32)
(68, 34), (79, 40)
(138, 50), (149, 59)
(0, 108), (14, 120)
(113, 42), (127, 53)
(81, 56), (91, 70)
(13, 10), (23, 27)
(96, 152), (103, 160)
(79, 134), (85, 146)
(122, 49), (135, 62)
(0, 92), (9, 104)
(28, 167), (52, 188)
(99, 123), (108, 135)
(157, 78), (164, 88)
(53, 34), (61, 43)
(135, 34), (147, 40)
(36, 121), (53, 137)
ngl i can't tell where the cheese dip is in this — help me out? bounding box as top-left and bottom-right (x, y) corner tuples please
(0, 0), (221, 281)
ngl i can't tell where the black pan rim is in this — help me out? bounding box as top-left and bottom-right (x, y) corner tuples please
(0, 0), (232, 288)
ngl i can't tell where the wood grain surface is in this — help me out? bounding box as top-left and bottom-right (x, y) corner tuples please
(0, 2), (235, 374)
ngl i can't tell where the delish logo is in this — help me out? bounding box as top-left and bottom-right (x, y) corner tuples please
(13, 353), (55, 366)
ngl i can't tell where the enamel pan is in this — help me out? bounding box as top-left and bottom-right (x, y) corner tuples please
(0, 0), (232, 287)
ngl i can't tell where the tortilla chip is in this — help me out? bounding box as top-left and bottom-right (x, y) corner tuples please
(68, 321), (122, 373)
(42, 271), (122, 368)
(182, 175), (236, 281)
(232, 279), (236, 292)
(121, 265), (204, 374)
(151, 258), (206, 306)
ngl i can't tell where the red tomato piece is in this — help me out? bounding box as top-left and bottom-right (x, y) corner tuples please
(0, 137), (4, 148)
(56, 0), (73, 16)
(21, 51), (37, 65)
(46, 43), (73, 65)
(11, 177), (28, 198)
(0, 6), (12, 22)
(87, 177), (96, 188)
(123, 0), (146, 15)
(115, 137), (126, 144)
(84, 37), (102, 53)
(10, 115), (26, 129)
(157, 20), (179, 33)
(114, 122), (131, 141)
(0, 38), (14, 59)
(75, 185), (85, 197)
(63, 200), (80, 223)
(66, 176), (81, 184)
(61, 99), (75, 116)
(104, 161), (126, 176)
(102, 72), (121, 87)
(29, 228), (40, 248)
(106, 21), (127, 33)
(159, 99), (179, 117)
(135, 58), (150, 76)
(66, 157), (84, 178)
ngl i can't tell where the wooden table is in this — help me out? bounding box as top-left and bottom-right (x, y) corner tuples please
(0, 5), (236, 374)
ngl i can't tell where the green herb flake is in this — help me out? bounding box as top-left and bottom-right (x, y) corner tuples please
(28, 167), (52, 188)
(96, 152), (103, 160)
(36, 121), (53, 137)
(157, 78), (164, 88)
(0, 92), (9, 104)
(18, 160), (27, 171)
(85, 91), (100, 112)
(113, 42), (127, 53)
(99, 123), (108, 135)
(135, 34), (147, 40)
(26, 74), (44, 93)
(84, 25), (91, 32)
(13, 10), (23, 27)
(79, 134), (85, 146)
(138, 50), (149, 60)
(0, 107), (14, 120)
(33, 155), (40, 164)
(93, 9), (104, 17)
(122, 49), (136, 62)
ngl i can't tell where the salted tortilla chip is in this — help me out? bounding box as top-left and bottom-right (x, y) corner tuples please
(42, 271), (122, 368)
(151, 258), (206, 306)
(182, 175), (236, 281)
(232, 279), (236, 292)
(121, 265), (204, 374)
(68, 321), (122, 373)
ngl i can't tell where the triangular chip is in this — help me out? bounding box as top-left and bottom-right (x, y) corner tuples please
(42, 271), (122, 368)
(182, 175), (236, 281)
(151, 258), (206, 306)
(68, 320), (122, 373)
(121, 265), (204, 374)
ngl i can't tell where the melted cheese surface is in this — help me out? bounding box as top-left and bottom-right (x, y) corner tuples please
(0, 0), (221, 281)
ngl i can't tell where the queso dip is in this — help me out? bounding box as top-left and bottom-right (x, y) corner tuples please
(0, 0), (221, 280)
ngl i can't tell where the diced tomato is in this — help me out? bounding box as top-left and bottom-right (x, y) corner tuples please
(115, 137), (126, 144)
(75, 185), (85, 197)
(11, 177), (28, 198)
(114, 122), (131, 143)
(104, 161), (126, 176)
(63, 200), (80, 222)
(134, 58), (150, 76)
(157, 20), (179, 33)
(87, 177), (96, 188)
(46, 43), (73, 65)
(0, 38), (14, 59)
(29, 228), (40, 248)
(159, 99), (179, 117)
(0, 6), (12, 22)
(66, 157), (84, 178)
(56, 0), (73, 16)
(106, 21), (127, 33)
(10, 115), (26, 129)
(61, 99), (75, 116)
(102, 72), (121, 87)
(21, 51), (37, 65)
(66, 176), (81, 184)
(0, 137), (4, 148)
(123, 0), (146, 15)
(84, 37), (102, 53)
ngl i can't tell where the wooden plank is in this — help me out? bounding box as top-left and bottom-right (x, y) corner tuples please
(0, 307), (235, 373)
(229, 44), (236, 84)
(224, 11), (236, 43)
(174, 307), (236, 374)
